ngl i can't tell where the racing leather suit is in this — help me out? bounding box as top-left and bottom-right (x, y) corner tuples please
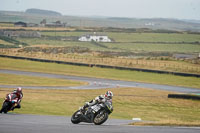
(84, 95), (112, 108)
(9, 91), (23, 110)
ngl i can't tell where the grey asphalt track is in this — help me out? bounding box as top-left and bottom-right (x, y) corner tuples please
(0, 114), (200, 133)
(0, 69), (200, 94)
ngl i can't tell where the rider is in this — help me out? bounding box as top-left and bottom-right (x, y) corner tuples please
(11, 87), (23, 111)
(82, 91), (113, 110)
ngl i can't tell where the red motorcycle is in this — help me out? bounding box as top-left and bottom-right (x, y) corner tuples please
(0, 93), (19, 113)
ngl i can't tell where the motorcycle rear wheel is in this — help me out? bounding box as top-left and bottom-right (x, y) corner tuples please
(93, 112), (108, 125)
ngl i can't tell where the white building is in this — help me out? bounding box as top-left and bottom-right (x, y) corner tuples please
(145, 22), (155, 26)
(78, 33), (112, 42)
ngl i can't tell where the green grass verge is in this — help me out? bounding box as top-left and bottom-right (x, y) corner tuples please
(104, 43), (200, 53)
(108, 32), (200, 43)
(0, 73), (86, 86)
(0, 57), (200, 88)
(0, 87), (200, 126)
(18, 38), (109, 51)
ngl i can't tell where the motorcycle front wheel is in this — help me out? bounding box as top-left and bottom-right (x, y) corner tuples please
(71, 110), (82, 124)
(0, 102), (10, 113)
(93, 111), (108, 125)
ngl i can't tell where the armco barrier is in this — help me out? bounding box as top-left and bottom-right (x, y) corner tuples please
(95, 64), (200, 77)
(168, 94), (200, 100)
(0, 54), (90, 67)
(0, 54), (200, 78)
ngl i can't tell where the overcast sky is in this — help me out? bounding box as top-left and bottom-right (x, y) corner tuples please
(0, 0), (199, 20)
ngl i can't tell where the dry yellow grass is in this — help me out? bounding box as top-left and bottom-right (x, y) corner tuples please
(0, 73), (87, 86)
(0, 39), (13, 45)
(131, 119), (200, 127)
(0, 26), (75, 31)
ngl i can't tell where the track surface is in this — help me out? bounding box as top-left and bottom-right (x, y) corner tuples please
(0, 69), (200, 94)
(0, 114), (199, 133)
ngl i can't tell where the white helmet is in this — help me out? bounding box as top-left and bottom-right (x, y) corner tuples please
(16, 87), (22, 93)
(105, 91), (113, 99)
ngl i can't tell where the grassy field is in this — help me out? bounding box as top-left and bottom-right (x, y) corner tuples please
(24, 31), (200, 53)
(107, 32), (200, 43)
(0, 57), (200, 89)
(41, 31), (88, 37)
(0, 73), (86, 86)
(17, 38), (106, 51)
(103, 43), (200, 53)
(40, 32), (200, 43)
(0, 39), (13, 45)
(1, 28), (200, 75)
(0, 26), (75, 31)
(0, 87), (200, 126)
(1, 48), (200, 74)
(0, 23), (14, 27)
(17, 37), (200, 53)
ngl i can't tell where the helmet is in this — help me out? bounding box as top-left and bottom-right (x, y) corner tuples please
(16, 87), (22, 94)
(105, 91), (113, 99)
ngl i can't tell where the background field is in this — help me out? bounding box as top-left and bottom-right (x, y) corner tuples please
(17, 38), (200, 53)
(1, 28), (200, 74)
(41, 32), (200, 43)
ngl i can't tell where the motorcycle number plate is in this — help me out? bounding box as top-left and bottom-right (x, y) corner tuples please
(91, 105), (101, 112)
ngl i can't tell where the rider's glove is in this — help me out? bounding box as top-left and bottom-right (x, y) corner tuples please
(85, 102), (89, 106)
(83, 102), (89, 110)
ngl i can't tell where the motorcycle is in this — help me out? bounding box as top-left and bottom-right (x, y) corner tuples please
(71, 101), (113, 125)
(0, 93), (19, 114)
